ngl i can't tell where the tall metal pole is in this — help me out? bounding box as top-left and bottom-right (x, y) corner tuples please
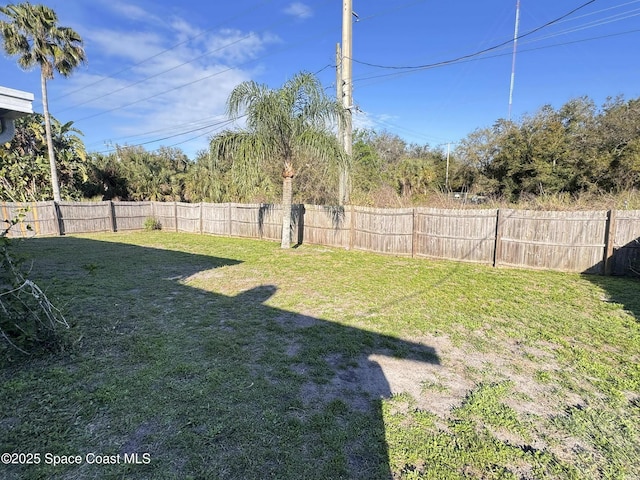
(339, 0), (353, 205)
(508, 0), (521, 121)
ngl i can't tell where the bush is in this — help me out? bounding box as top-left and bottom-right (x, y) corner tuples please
(0, 216), (69, 358)
(144, 217), (162, 231)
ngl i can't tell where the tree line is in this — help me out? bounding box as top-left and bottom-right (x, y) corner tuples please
(3, 94), (640, 206)
(2, 3), (639, 212)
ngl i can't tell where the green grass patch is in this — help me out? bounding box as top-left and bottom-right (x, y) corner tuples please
(1, 231), (638, 479)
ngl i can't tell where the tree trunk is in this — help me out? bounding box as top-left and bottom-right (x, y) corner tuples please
(41, 71), (61, 202)
(280, 165), (294, 249)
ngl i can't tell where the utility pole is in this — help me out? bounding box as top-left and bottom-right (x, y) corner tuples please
(336, 43), (342, 143)
(338, 0), (353, 205)
(508, 0), (521, 121)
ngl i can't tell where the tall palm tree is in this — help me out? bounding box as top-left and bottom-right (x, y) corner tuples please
(0, 2), (86, 202)
(211, 72), (346, 248)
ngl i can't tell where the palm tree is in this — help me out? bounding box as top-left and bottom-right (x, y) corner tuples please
(211, 72), (346, 248)
(0, 2), (86, 202)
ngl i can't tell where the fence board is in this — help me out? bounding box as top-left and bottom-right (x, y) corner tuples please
(299, 204), (350, 248)
(57, 201), (111, 234)
(352, 206), (413, 255)
(176, 202), (200, 233)
(230, 203), (283, 240)
(112, 201), (152, 231)
(2, 201), (58, 238)
(414, 208), (497, 264)
(3, 200), (638, 276)
(497, 209), (607, 273)
(611, 210), (640, 275)
(151, 202), (177, 231)
(202, 203), (230, 236)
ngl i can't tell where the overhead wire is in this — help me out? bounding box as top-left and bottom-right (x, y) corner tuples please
(68, 0), (470, 151)
(64, 0), (432, 119)
(52, 0), (277, 102)
(349, 0), (598, 70)
(55, 31), (272, 114)
(349, 1), (638, 143)
(66, 0), (638, 154)
(353, 27), (640, 87)
(67, 0), (337, 123)
(352, 1), (639, 86)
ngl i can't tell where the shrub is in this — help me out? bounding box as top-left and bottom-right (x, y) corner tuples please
(143, 217), (162, 231)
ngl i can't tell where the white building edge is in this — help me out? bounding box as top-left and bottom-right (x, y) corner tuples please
(0, 85), (34, 143)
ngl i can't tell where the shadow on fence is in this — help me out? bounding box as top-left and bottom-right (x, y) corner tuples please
(2, 201), (640, 276)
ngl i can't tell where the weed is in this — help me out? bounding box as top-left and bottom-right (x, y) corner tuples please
(143, 217), (162, 231)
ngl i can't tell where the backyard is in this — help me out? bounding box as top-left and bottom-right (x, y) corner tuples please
(1, 231), (639, 479)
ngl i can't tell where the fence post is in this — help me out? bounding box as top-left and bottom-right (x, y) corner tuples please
(411, 208), (416, 258)
(493, 208), (503, 267)
(52, 201), (62, 236)
(108, 201), (116, 232)
(349, 204), (355, 250)
(603, 209), (617, 276)
(228, 203), (233, 237)
(199, 202), (204, 235)
(174, 201), (178, 232)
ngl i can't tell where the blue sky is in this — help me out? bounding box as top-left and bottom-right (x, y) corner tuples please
(1, 0), (639, 159)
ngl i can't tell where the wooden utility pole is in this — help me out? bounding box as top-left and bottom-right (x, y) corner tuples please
(336, 43), (342, 143)
(338, 0), (353, 205)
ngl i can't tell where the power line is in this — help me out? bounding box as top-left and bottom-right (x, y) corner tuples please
(62, 3), (337, 122)
(56, 32), (272, 114)
(84, 115), (229, 148)
(62, 0), (430, 115)
(95, 116), (243, 155)
(72, 21), (338, 124)
(350, 0), (598, 70)
(52, 0), (277, 102)
(353, 27), (640, 86)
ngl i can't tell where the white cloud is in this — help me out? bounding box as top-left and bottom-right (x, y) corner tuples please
(283, 2), (313, 19)
(85, 29), (165, 62)
(353, 110), (399, 132)
(203, 29), (281, 63)
(61, 16), (279, 157)
(100, 0), (164, 25)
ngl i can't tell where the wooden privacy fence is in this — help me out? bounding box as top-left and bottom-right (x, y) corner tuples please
(3, 201), (639, 276)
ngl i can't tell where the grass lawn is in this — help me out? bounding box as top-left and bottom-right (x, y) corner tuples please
(1, 231), (639, 479)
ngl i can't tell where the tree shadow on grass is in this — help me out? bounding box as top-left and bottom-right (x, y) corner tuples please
(584, 274), (640, 323)
(1, 236), (440, 480)
(585, 236), (640, 323)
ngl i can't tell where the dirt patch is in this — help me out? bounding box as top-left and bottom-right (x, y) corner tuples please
(290, 332), (581, 424)
(119, 421), (159, 455)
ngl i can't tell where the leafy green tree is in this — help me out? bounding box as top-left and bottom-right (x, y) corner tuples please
(394, 157), (437, 198)
(113, 145), (188, 202)
(350, 129), (384, 203)
(83, 153), (128, 200)
(595, 96), (640, 191)
(0, 114), (87, 201)
(83, 145), (191, 202)
(457, 96), (640, 199)
(0, 2), (86, 202)
(209, 72), (345, 248)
